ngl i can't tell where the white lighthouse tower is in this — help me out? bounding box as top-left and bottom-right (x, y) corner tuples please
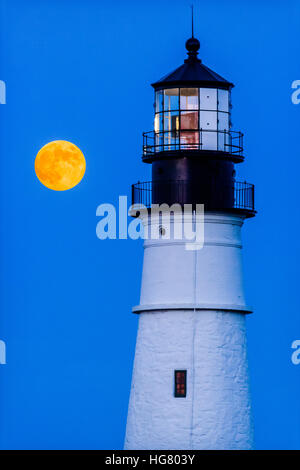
(125, 32), (255, 450)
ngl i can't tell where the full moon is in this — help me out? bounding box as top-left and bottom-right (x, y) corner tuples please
(35, 140), (86, 191)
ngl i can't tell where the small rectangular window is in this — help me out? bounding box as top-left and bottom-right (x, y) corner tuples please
(174, 370), (187, 398)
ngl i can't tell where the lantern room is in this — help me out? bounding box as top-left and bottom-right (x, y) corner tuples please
(154, 86), (231, 152)
(143, 37), (244, 163)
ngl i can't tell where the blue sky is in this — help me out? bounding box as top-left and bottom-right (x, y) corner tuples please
(0, 0), (299, 450)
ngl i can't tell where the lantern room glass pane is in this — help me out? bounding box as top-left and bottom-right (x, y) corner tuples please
(200, 88), (217, 110)
(200, 111), (217, 130)
(218, 112), (229, 151)
(164, 111), (179, 150)
(180, 88), (199, 110)
(155, 132), (164, 152)
(164, 88), (179, 111)
(180, 130), (199, 150)
(181, 111), (198, 129)
(218, 89), (229, 112)
(164, 112), (179, 132)
(200, 131), (218, 150)
(218, 112), (229, 132)
(154, 113), (163, 133)
(180, 110), (199, 150)
(200, 109), (217, 150)
(154, 115), (159, 133)
(155, 90), (164, 113)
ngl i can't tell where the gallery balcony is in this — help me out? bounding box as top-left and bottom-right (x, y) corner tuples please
(142, 129), (244, 163)
(131, 179), (255, 217)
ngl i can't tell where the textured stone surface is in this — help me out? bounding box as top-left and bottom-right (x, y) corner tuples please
(125, 213), (254, 450)
(125, 310), (253, 450)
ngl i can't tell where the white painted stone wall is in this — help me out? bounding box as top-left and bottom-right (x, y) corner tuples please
(125, 212), (254, 450)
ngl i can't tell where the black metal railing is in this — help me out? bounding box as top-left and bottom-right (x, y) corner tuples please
(132, 180), (255, 212)
(143, 129), (244, 159)
(234, 181), (255, 210)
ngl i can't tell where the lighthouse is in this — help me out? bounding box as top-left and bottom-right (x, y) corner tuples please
(125, 32), (256, 450)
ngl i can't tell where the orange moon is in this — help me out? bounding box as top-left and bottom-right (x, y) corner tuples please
(35, 140), (86, 191)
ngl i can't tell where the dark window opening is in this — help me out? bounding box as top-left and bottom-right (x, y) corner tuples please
(174, 370), (187, 398)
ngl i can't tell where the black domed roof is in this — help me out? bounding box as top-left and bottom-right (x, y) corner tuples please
(152, 37), (233, 91)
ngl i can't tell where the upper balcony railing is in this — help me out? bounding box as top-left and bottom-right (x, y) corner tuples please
(143, 129), (244, 162)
